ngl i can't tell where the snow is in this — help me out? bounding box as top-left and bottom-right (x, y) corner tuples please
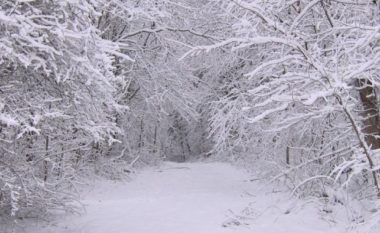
(248, 103), (288, 123)
(21, 162), (352, 233)
(289, 0), (321, 31)
(0, 113), (19, 126)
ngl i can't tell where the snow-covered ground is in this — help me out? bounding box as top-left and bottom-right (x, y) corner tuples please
(14, 162), (359, 233)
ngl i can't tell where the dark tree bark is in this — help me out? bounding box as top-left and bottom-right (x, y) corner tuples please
(357, 79), (380, 149)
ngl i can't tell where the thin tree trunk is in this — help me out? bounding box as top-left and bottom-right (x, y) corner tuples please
(44, 136), (49, 182)
(286, 146), (290, 165)
(138, 118), (144, 152)
(153, 125), (157, 154)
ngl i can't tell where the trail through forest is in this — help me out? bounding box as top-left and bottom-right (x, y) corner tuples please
(21, 162), (349, 233)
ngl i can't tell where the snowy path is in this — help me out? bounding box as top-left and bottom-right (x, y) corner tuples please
(27, 162), (345, 233)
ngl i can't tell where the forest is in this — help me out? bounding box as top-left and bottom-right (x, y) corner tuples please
(1, 0), (380, 232)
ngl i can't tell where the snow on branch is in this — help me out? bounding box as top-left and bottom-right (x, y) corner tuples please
(248, 103), (288, 123)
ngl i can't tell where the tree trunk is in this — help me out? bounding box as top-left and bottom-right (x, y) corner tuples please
(153, 125), (157, 154)
(286, 146), (290, 165)
(138, 118), (144, 151)
(357, 78), (380, 149)
(44, 136), (49, 182)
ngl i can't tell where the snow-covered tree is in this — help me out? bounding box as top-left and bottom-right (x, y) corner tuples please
(180, 0), (380, 225)
(0, 0), (130, 218)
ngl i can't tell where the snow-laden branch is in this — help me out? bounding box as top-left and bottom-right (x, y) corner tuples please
(289, 0), (321, 32)
(248, 103), (288, 123)
(245, 55), (304, 79)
